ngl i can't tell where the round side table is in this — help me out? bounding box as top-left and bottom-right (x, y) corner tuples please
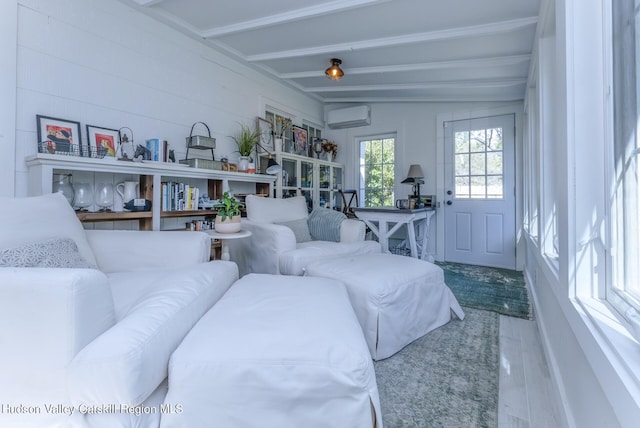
(206, 229), (252, 261)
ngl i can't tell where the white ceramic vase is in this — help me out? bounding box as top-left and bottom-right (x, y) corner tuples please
(238, 156), (250, 172)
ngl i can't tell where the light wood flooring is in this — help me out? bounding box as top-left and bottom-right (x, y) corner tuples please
(498, 313), (568, 428)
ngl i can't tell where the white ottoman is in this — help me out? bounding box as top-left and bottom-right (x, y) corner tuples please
(305, 253), (465, 360)
(160, 274), (382, 428)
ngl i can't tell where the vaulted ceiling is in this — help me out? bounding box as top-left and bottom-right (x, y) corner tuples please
(119, 0), (540, 103)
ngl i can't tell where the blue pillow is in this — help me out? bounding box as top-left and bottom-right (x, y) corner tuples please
(307, 208), (346, 242)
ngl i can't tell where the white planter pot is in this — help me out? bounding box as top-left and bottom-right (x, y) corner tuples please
(238, 156), (250, 172)
(215, 215), (241, 233)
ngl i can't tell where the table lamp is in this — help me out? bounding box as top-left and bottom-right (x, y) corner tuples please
(401, 164), (425, 199)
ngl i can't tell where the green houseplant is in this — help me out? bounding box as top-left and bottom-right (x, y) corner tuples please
(232, 123), (260, 172)
(214, 191), (244, 233)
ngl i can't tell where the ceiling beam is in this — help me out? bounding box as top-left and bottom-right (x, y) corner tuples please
(305, 79), (527, 92)
(323, 95), (525, 103)
(201, 0), (392, 38)
(245, 16), (538, 62)
(279, 55), (531, 79)
(132, 0), (167, 6)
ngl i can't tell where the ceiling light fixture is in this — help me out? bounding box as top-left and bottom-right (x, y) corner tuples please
(325, 58), (344, 81)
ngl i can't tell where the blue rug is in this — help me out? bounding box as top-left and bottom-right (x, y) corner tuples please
(436, 261), (532, 320)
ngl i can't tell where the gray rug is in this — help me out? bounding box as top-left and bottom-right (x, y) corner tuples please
(375, 307), (499, 427)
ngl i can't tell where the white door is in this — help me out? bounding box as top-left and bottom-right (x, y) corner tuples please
(443, 114), (516, 269)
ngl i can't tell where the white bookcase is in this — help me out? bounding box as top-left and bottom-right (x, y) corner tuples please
(257, 152), (343, 212)
(26, 154), (276, 231)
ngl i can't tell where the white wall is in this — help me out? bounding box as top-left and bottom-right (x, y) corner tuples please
(11, 0), (323, 197)
(1, 1), (17, 197)
(325, 101), (524, 262)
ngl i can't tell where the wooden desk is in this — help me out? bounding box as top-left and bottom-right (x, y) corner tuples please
(353, 207), (435, 260)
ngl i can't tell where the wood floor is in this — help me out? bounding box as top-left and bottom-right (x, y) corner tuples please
(498, 313), (568, 427)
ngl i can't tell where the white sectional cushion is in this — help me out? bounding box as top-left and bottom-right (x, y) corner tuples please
(0, 193), (98, 267)
(279, 240), (381, 275)
(68, 261), (239, 406)
(245, 195), (308, 223)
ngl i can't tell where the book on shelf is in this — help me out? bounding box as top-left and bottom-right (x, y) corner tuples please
(161, 181), (200, 212)
(145, 138), (165, 162)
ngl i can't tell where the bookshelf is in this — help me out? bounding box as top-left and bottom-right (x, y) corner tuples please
(26, 153), (275, 231)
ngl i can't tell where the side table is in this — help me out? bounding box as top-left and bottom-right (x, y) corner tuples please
(206, 229), (252, 261)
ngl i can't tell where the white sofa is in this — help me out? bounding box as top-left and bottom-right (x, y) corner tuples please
(230, 195), (381, 275)
(0, 193), (238, 428)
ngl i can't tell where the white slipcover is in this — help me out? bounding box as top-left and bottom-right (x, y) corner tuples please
(162, 274), (382, 428)
(305, 253), (465, 360)
(230, 195), (379, 275)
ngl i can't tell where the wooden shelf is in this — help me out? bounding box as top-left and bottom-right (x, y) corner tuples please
(161, 210), (216, 218)
(75, 211), (152, 222)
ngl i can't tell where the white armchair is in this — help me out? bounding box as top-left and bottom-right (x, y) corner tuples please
(0, 193), (238, 428)
(230, 195), (380, 276)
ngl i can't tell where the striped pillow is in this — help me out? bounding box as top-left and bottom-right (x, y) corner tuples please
(307, 208), (346, 242)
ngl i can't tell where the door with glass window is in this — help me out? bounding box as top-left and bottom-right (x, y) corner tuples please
(443, 114), (515, 269)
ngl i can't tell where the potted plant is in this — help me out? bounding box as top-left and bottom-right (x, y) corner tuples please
(214, 191), (243, 233)
(232, 123), (260, 172)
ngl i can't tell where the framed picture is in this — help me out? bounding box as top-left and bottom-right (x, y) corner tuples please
(293, 125), (308, 156)
(36, 115), (82, 156)
(86, 125), (118, 158)
(145, 138), (165, 162)
(257, 117), (274, 153)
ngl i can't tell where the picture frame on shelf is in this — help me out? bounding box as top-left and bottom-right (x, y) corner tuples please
(293, 125), (307, 156)
(86, 125), (118, 159)
(257, 117), (274, 153)
(36, 115), (82, 157)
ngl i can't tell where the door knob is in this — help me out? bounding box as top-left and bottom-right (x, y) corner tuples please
(446, 200), (453, 205)
(447, 190), (452, 195)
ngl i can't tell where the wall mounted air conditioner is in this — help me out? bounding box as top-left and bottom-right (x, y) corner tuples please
(326, 105), (371, 129)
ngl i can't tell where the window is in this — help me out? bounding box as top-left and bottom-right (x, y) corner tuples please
(359, 136), (395, 207)
(453, 127), (504, 199)
(265, 109), (293, 153)
(608, 0), (640, 320)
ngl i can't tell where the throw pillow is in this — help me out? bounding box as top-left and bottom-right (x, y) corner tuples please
(0, 237), (97, 268)
(245, 195), (309, 223)
(307, 208), (346, 242)
(0, 193), (98, 266)
(275, 218), (312, 243)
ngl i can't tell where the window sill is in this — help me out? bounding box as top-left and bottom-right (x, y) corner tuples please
(574, 296), (640, 412)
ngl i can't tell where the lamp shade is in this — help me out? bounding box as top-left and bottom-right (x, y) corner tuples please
(265, 157), (281, 175)
(401, 164), (424, 184)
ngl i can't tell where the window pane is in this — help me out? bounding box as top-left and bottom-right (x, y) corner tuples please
(486, 152), (503, 175)
(486, 175), (503, 198)
(470, 176), (486, 198)
(455, 154), (469, 175)
(487, 128), (503, 151)
(470, 129), (486, 152)
(455, 131), (469, 153)
(470, 153), (485, 175)
(455, 176), (470, 198)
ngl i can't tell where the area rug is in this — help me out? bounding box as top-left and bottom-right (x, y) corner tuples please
(436, 261), (532, 320)
(375, 307), (499, 427)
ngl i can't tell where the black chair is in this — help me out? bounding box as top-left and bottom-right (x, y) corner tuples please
(339, 189), (359, 219)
